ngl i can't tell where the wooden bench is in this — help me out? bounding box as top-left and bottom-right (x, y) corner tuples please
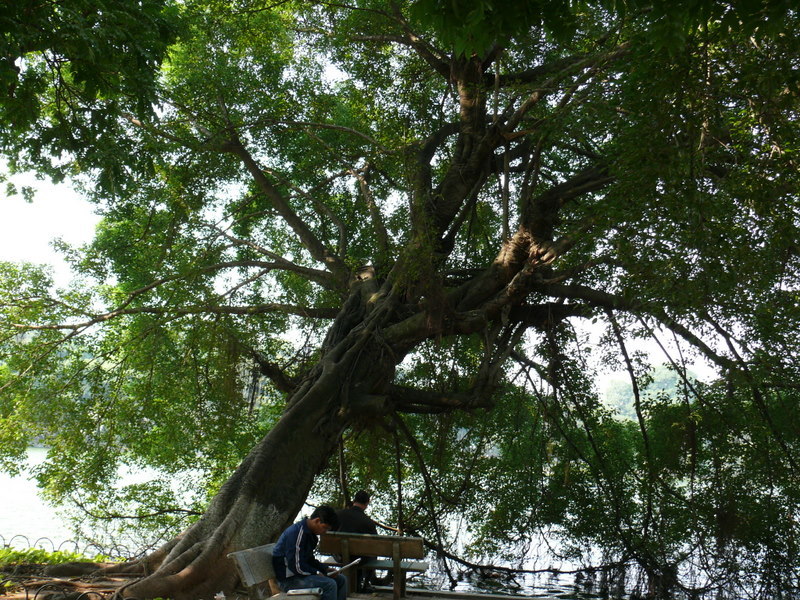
(319, 532), (428, 600)
(227, 543), (322, 600)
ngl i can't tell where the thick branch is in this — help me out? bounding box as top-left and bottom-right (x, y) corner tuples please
(211, 251), (336, 290)
(388, 383), (493, 413)
(539, 282), (738, 372)
(504, 44), (631, 132)
(224, 135), (351, 284)
(524, 164), (613, 234)
(487, 55), (588, 88)
(215, 221), (340, 291)
(246, 347), (298, 394)
(351, 167), (390, 263)
(15, 302), (338, 332)
(275, 119), (393, 153)
(388, 7), (451, 80)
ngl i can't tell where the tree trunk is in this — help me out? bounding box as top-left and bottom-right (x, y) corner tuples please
(100, 219), (551, 600)
(118, 279), (399, 600)
(121, 397), (340, 599)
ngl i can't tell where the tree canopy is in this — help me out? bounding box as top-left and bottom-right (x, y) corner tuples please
(2, 1), (800, 598)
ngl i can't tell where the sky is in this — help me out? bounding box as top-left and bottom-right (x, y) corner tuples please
(1, 170), (100, 285)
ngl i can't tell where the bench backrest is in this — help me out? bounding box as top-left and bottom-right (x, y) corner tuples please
(227, 543), (278, 588)
(319, 532), (425, 559)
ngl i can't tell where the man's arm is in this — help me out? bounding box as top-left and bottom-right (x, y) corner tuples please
(309, 555), (329, 575)
(292, 526), (328, 575)
(277, 522), (321, 577)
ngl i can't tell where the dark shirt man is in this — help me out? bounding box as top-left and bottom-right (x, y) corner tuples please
(272, 506), (347, 600)
(337, 490), (378, 535)
(336, 490), (378, 591)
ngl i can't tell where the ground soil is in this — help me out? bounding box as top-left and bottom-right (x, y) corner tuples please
(2, 562), (152, 600)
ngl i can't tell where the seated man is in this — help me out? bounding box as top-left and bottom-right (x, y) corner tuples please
(272, 506), (347, 600)
(337, 490), (378, 592)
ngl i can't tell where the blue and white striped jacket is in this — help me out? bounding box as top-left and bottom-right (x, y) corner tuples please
(272, 518), (329, 580)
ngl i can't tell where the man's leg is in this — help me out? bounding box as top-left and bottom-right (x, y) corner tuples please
(332, 573), (347, 600)
(348, 556), (375, 592)
(360, 567), (376, 592)
(280, 575), (342, 600)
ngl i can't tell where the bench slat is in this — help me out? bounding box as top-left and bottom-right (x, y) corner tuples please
(320, 532), (427, 600)
(319, 532), (425, 559)
(361, 559), (429, 572)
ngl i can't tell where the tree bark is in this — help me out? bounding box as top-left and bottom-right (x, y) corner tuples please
(120, 388), (346, 599)
(118, 279), (401, 599)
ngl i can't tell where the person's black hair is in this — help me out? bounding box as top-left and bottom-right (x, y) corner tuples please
(353, 490), (370, 505)
(311, 505), (340, 529)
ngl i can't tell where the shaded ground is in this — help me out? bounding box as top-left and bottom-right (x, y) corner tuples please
(1, 564), (403, 600)
(1, 563), (577, 600)
(1, 562), (134, 600)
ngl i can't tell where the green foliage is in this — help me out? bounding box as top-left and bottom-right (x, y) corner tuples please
(410, 0), (797, 56)
(0, 0), (180, 191)
(410, 0), (577, 56)
(0, 547), (109, 567)
(1, 0), (800, 596)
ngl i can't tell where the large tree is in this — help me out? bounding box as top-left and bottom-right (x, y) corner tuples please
(2, 0), (800, 598)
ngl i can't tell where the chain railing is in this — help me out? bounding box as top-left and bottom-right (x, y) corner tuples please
(1, 534), (151, 600)
(0, 534), (140, 561)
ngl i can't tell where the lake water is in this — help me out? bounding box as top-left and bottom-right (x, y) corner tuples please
(0, 447), (74, 549)
(1, 447), (184, 555)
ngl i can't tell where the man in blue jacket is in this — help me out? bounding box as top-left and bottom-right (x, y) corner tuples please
(272, 506), (347, 600)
